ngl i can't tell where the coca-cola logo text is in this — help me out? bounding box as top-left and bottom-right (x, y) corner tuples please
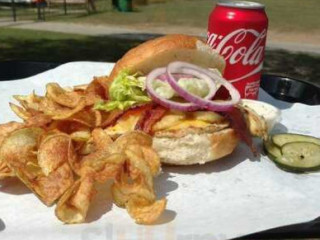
(207, 28), (266, 65)
(207, 28), (267, 83)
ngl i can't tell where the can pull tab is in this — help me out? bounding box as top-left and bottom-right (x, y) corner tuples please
(217, 1), (265, 9)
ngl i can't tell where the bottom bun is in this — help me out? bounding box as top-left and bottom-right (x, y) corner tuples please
(152, 128), (239, 165)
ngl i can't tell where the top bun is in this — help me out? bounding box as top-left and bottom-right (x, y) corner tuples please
(109, 34), (226, 81)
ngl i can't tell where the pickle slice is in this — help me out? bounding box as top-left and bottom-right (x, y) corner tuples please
(263, 138), (281, 161)
(264, 134), (320, 172)
(272, 133), (320, 148)
(280, 142), (320, 169)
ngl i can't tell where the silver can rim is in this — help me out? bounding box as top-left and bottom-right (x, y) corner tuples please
(217, 1), (265, 9)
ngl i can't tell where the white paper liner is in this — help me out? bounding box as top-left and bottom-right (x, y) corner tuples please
(1, 62), (319, 240)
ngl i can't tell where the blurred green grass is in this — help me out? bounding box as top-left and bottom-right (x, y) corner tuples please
(0, 27), (140, 62)
(1, 27), (319, 86)
(59, 0), (320, 33)
(1, 0), (319, 33)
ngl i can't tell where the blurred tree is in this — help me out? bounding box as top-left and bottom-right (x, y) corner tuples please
(112, 0), (119, 9)
(88, 0), (97, 12)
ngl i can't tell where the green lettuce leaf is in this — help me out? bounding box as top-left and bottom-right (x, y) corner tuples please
(94, 70), (151, 111)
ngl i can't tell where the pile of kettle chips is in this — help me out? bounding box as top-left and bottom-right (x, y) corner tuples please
(0, 76), (166, 224)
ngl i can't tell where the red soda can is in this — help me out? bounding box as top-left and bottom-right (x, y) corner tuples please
(207, 1), (268, 99)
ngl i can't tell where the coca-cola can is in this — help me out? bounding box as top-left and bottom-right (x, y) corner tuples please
(207, 1), (268, 99)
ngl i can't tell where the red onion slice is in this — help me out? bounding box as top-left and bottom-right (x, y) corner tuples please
(146, 68), (200, 111)
(166, 61), (240, 112)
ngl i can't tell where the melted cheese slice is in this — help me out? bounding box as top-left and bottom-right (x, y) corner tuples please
(104, 110), (225, 136)
(165, 120), (210, 130)
(153, 111), (224, 131)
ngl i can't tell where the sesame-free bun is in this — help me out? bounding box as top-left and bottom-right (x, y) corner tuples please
(107, 34), (242, 165)
(109, 34), (226, 81)
(152, 128), (239, 165)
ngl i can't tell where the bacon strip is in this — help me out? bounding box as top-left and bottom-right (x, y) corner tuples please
(134, 104), (154, 131)
(225, 107), (258, 156)
(135, 105), (167, 134)
(101, 104), (153, 129)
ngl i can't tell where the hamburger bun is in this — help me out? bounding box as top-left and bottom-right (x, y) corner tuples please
(109, 34), (226, 81)
(153, 128), (239, 165)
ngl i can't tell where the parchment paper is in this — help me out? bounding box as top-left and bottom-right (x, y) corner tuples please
(1, 62), (320, 240)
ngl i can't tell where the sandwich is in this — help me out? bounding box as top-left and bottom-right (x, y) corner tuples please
(95, 34), (267, 165)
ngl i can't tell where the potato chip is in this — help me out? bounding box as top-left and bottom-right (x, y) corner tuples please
(92, 128), (113, 151)
(126, 144), (160, 177)
(77, 140), (95, 156)
(94, 110), (102, 127)
(109, 135), (166, 224)
(0, 161), (9, 171)
(38, 133), (70, 176)
(25, 160), (43, 177)
(111, 179), (128, 207)
(38, 129), (61, 140)
(70, 131), (91, 142)
(66, 108), (96, 128)
(0, 162), (15, 179)
(93, 75), (110, 88)
(81, 153), (126, 183)
(13, 166), (40, 191)
(112, 158), (156, 207)
(55, 175), (96, 224)
(1, 73), (167, 225)
(48, 120), (90, 134)
(39, 97), (86, 120)
(9, 103), (32, 120)
(13, 92), (43, 113)
(79, 147), (107, 164)
(125, 147), (154, 190)
(33, 162), (74, 206)
(84, 77), (108, 106)
(126, 197), (167, 224)
(0, 127), (74, 205)
(0, 126), (42, 178)
(13, 160), (74, 206)
(70, 131), (117, 177)
(67, 140), (82, 176)
(0, 121), (24, 141)
(25, 114), (52, 128)
(93, 76), (111, 100)
(111, 131), (153, 154)
(111, 180), (156, 208)
(73, 84), (88, 91)
(46, 83), (82, 108)
(73, 128), (113, 170)
(0, 127), (44, 170)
